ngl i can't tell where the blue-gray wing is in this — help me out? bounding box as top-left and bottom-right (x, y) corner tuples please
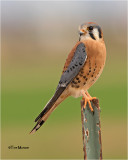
(34, 42), (87, 123)
(57, 42), (87, 88)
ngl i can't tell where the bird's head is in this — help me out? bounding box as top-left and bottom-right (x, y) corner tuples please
(79, 22), (103, 41)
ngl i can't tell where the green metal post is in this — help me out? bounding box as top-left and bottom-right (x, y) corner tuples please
(81, 99), (102, 160)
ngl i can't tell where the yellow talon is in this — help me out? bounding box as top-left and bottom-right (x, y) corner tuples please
(82, 90), (96, 112)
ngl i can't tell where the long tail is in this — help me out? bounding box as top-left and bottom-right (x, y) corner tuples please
(30, 87), (68, 134)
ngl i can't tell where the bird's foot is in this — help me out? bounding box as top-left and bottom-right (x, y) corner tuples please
(82, 91), (96, 112)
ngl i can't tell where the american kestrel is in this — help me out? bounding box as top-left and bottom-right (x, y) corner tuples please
(30, 22), (106, 134)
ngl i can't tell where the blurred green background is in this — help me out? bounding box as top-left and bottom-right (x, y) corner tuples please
(1, 1), (127, 159)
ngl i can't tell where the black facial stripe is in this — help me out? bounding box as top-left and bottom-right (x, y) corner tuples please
(98, 27), (102, 38)
(79, 36), (81, 41)
(95, 26), (102, 38)
(89, 32), (96, 40)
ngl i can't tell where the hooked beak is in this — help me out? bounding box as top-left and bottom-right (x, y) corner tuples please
(79, 29), (85, 36)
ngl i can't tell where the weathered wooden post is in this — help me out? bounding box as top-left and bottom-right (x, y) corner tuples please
(81, 99), (102, 160)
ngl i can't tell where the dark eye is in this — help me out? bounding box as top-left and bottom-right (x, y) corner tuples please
(88, 26), (93, 31)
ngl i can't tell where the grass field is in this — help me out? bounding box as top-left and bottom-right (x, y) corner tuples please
(1, 59), (127, 159)
(1, 119), (127, 159)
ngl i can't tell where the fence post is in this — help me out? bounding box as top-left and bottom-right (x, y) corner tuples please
(81, 99), (102, 160)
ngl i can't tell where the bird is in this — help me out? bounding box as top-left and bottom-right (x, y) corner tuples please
(30, 22), (106, 134)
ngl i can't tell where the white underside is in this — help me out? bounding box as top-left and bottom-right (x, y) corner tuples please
(68, 85), (86, 98)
